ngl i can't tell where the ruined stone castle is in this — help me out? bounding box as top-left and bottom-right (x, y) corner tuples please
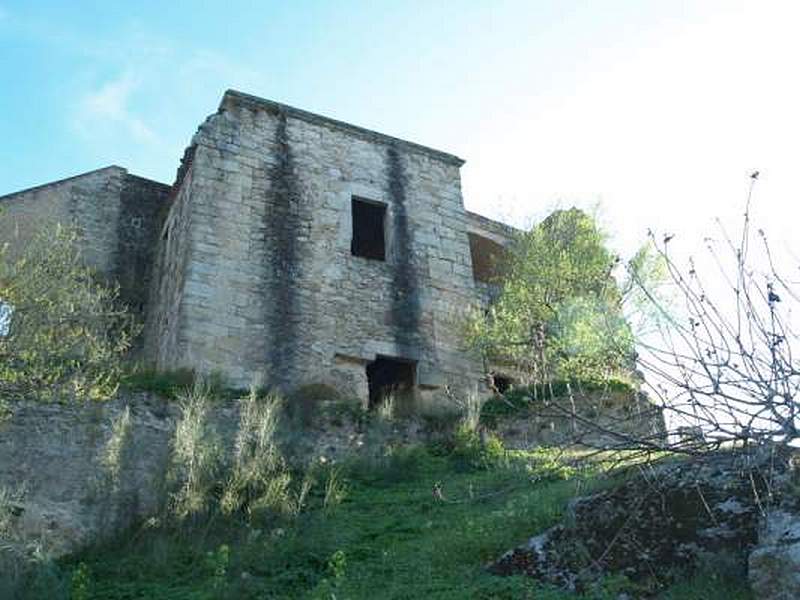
(0, 90), (515, 407)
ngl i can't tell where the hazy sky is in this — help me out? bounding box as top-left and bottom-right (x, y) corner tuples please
(1, 1), (798, 261)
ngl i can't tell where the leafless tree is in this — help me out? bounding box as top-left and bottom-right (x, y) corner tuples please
(497, 174), (799, 462)
(631, 173), (798, 453)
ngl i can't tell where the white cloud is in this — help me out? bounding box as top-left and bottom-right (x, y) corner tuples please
(74, 72), (158, 144)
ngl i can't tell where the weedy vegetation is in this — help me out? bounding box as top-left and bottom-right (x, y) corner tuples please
(5, 417), (751, 599)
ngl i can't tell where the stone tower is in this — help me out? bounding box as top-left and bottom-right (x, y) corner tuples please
(144, 90), (514, 405)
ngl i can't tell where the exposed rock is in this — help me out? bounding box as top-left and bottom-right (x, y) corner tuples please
(749, 509), (800, 600)
(489, 449), (798, 595)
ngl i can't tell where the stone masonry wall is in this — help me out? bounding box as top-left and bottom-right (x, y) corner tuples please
(466, 210), (517, 308)
(144, 161), (196, 367)
(146, 91), (488, 403)
(114, 175), (171, 317)
(0, 167), (170, 320)
(0, 167), (127, 271)
(1, 92), (521, 409)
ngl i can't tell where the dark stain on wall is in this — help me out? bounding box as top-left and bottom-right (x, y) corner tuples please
(264, 111), (301, 384)
(113, 175), (170, 318)
(387, 144), (421, 349)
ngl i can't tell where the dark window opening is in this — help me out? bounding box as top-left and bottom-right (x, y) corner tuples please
(367, 355), (416, 410)
(351, 197), (386, 261)
(468, 233), (508, 283)
(491, 373), (514, 394)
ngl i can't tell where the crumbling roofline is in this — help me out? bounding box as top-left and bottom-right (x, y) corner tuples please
(0, 166), (169, 202)
(221, 89), (466, 167)
(465, 210), (521, 242)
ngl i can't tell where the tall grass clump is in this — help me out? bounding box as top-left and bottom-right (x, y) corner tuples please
(322, 467), (348, 513)
(0, 484), (24, 540)
(101, 406), (132, 490)
(375, 392), (396, 422)
(459, 389), (485, 434)
(221, 389), (300, 518)
(446, 388), (507, 469)
(167, 382), (312, 525)
(168, 380), (223, 521)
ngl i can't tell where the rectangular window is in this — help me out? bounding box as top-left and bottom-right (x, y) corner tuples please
(351, 197), (386, 261)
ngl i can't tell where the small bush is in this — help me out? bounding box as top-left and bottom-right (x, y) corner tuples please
(345, 445), (433, 485)
(206, 544), (230, 592)
(480, 377), (638, 429)
(123, 367), (240, 400)
(70, 562), (92, 600)
(522, 448), (578, 482)
(451, 424), (507, 470)
(324, 397), (366, 427)
(0, 224), (136, 403)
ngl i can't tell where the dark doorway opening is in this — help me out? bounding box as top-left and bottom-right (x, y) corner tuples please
(367, 356), (416, 409)
(351, 197), (386, 260)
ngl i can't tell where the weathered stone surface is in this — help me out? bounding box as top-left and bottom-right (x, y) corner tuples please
(1, 90), (519, 408)
(0, 393), (427, 557)
(749, 509), (800, 600)
(489, 449), (799, 594)
(142, 91), (517, 403)
(0, 394), (179, 557)
(492, 390), (665, 450)
(0, 166), (170, 326)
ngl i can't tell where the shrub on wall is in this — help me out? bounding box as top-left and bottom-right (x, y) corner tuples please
(0, 224), (136, 403)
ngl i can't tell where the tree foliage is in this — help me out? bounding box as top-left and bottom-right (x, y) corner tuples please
(0, 224), (136, 403)
(467, 208), (637, 385)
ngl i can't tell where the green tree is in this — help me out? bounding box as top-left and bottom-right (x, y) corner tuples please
(0, 224), (136, 403)
(467, 208), (635, 386)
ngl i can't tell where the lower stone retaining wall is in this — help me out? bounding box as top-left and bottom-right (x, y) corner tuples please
(0, 393), (425, 558)
(0, 388), (659, 559)
(0, 394), (180, 557)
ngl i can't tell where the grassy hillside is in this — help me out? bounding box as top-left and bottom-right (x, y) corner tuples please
(35, 444), (752, 600)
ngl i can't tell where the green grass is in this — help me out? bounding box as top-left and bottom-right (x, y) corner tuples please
(15, 446), (752, 600)
(121, 367), (246, 401)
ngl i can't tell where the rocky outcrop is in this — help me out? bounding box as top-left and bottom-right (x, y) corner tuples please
(749, 509), (800, 600)
(489, 448), (799, 595)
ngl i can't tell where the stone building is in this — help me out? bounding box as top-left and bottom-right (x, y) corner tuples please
(0, 90), (515, 407)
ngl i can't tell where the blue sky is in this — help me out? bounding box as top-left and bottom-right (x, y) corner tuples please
(1, 1), (799, 260)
